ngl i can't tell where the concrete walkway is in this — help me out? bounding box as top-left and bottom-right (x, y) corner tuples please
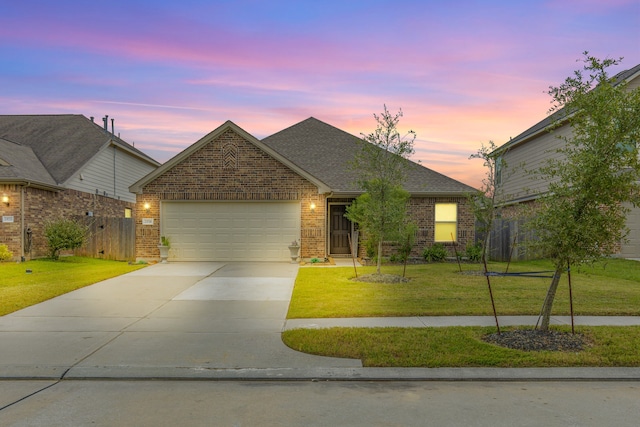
(1, 261), (639, 381)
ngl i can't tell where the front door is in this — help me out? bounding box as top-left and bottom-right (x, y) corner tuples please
(330, 204), (352, 255)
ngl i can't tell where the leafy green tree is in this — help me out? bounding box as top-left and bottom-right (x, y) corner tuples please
(44, 218), (88, 260)
(468, 140), (506, 263)
(346, 106), (416, 274)
(530, 53), (640, 330)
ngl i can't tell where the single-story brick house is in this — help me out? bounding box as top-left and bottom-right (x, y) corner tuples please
(0, 115), (160, 260)
(130, 118), (477, 262)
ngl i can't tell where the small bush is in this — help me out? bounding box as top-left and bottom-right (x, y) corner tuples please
(423, 243), (448, 262)
(465, 243), (483, 263)
(0, 244), (13, 261)
(44, 218), (88, 260)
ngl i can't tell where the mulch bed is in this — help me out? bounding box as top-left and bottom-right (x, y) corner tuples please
(484, 329), (589, 352)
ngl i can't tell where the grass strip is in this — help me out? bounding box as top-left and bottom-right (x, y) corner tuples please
(282, 325), (640, 367)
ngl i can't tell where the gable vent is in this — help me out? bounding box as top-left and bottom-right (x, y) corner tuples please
(222, 143), (238, 169)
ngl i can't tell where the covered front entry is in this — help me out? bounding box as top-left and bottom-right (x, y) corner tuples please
(329, 204), (353, 256)
(162, 201), (300, 261)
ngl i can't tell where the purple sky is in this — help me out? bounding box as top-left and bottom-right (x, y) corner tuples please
(1, 0), (638, 188)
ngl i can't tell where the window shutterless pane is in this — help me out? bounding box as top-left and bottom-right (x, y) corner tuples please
(435, 222), (457, 242)
(435, 203), (457, 221)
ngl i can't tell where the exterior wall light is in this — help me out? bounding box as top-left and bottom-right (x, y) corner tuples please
(143, 202), (151, 211)
(310, 202), (316, 213)
(2, 195), (8, 206)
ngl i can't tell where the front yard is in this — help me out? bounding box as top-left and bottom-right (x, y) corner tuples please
(287, 259), (640, 318)
(283, 259), (640, 367)
(0, 257), (146, 316)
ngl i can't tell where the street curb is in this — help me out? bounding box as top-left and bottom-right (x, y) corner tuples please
(3, 366), (640, 382)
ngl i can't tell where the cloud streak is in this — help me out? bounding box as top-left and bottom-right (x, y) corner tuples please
(0, 0), (638, 187)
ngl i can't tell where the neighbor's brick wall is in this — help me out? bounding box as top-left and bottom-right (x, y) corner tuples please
(136, 128), (323, 260)
(0, 184), (134, 260)
(0, 185), (21, 259)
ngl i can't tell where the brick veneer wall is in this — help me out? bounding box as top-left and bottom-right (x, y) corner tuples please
(136, 129), (323, 260)
(0, 184), (134, 260)
(328, 196), (475, 259)
(408, 196), (475, 257)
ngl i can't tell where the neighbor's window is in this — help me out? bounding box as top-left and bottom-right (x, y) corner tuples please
(435, 203), (457, 242)
(124, 208), (132, 218)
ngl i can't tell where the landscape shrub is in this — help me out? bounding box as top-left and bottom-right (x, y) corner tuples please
(44, 218), (88, 260)
(422, 243), (448, 262)
(0, 244), (13, 261)
(465, 243), (483, 262)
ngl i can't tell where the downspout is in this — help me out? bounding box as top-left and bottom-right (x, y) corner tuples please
(113, 144), (117, 198)
(20, 185), (25, 260)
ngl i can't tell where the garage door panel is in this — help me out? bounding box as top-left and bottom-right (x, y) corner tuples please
(162, 202), (301, 261)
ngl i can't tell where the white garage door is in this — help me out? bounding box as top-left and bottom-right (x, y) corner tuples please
(162, 202), (301, 261)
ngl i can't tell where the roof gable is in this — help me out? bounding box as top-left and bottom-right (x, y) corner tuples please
(0, 137), (58, 188)
(0, 115), (159, 185)
(262, 117), (476, 195)
(130, 120), (331, 194)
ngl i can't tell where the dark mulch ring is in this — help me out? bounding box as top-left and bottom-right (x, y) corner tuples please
(484, 329), (590, 352)
(351, 273), (410, 284)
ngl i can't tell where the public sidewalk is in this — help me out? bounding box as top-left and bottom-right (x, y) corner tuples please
(284, 315), (640, 330)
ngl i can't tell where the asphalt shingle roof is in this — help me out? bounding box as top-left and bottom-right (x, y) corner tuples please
(0, 138), (57, 186)
(0, 114), (157, 185)
(497, 63), (640, 152)
(261, 117), (476, 195)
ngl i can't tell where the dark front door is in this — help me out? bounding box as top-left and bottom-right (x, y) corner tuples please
(330, 204), (352, 255)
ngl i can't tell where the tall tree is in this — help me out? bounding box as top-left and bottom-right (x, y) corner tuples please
(346, 106), (416, 274)
(468, 140), (506, 263)
(530, 53), (640, 330)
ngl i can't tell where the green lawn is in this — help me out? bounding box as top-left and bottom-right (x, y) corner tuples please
(0, 257), (146, 316)
(287, 259), (640, 318)
(284, 259), (640, 367)
(282, 325), (640, 367)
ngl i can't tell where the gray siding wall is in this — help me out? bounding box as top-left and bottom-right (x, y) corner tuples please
(498, 123), (571, 203)
(66, 145), (157, 203)
(621, 203), (640, 258)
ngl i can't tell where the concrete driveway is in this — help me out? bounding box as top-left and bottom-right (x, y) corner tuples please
(0, 262), (361, 380)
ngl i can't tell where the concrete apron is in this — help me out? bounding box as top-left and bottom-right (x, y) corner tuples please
(0, 262), (361, 380)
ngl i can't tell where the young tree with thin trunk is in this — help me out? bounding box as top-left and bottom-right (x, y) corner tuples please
(346, 106), (416, 274)
(530, 53), (640, 331)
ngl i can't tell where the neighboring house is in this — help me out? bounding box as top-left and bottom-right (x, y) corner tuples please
(0, 115), (160, 260)
(130, 118), (477, 262)
(494, 63), (640, 259)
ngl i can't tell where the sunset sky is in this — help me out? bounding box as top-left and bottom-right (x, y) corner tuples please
(1, 0), (638, 188)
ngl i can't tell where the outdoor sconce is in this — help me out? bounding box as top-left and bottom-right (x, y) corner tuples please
(143, 202), (150, 212)
(1, 195), (8, 206)
(310, 202), (316, 213)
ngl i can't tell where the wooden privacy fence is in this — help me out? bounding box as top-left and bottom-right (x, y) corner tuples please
(486, 218), (537, 262)
(74, 217), (135, 261)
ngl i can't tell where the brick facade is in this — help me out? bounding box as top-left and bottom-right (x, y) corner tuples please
(0, 184), (134, 260)
(339, 196), (475, 259)
(132, 127), (476, 262)
(135, 129), (323, 260)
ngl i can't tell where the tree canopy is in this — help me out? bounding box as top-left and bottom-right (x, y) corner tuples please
(346, 106), (416, 274)
(530, 53), (640, 330)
